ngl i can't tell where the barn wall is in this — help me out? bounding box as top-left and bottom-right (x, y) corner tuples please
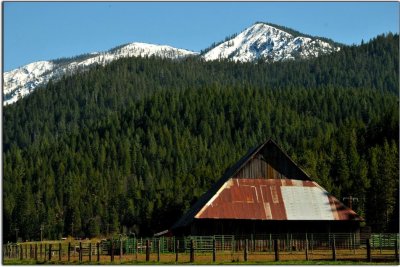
(233, 143), (309, 181)
(172, 140), (360, 237)
(262, 144), (310, 181)
(233, 157), (285, 179)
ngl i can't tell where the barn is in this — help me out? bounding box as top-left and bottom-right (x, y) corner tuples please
(171, 139), (363, 236)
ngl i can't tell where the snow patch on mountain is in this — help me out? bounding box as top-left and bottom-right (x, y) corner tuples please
(4, 43), (197, 106)
(4, 23), (341, 106)
(4, 61), (54, 105)
(202, 23), (340, 62)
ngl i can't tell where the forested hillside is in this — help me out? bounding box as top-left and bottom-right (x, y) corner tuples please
(3, 33), (398, 241)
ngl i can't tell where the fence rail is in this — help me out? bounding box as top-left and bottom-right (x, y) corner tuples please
(3, 233), (399, 263)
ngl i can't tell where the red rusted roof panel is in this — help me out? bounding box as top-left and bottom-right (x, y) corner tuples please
(195, 178), (363, 221)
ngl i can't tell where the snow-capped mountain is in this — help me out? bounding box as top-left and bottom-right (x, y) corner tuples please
(4, 43), (197, 105)
(202, 22), (340, 62)
(4, 22), (341, 106)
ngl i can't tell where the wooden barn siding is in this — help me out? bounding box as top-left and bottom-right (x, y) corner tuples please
(263, 145), (309, 181)
(233, 145), (309, 181)
(233, 157), (285, 179)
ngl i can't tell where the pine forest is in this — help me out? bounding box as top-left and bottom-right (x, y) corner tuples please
(3, 33), (399, 241)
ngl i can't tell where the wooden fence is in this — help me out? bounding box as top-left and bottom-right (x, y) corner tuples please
(3, 233), (399, 263)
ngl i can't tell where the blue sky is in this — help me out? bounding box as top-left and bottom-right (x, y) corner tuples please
(3, 2), (399, 71)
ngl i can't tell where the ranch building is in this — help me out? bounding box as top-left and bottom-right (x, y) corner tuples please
(171, 139), (363, 236)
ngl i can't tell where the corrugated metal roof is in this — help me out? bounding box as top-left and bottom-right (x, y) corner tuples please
(171, 139), (312, 229)
(195, 178), (362, 221)
(172, 139), (363, 232)
(171, 142), (265, 230)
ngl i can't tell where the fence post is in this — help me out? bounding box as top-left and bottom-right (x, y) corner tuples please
(67, 242), (70, 262)
(58, 243), (61, 261)
(157, 239), (161, 262)
(175, 240), (179, 262)
(274, 239), (279, 261)
(395, 238), (399, 262)
(232, 236), (235, 258)
(190, 239), (195, 263)
(332, 234), (336, 261)
(379, 233), (382, 254)
(145, 239), (150, 262)
(34, 243), (38, 261)
(20, 244), (23, 260)
(244, 239), (248, 262)
(25, 244), (28, 259)
(40, 244), (42, 260)
(79, 242), (82, 263)
(366, 238), (371, 262)
(305, 238), (309, 261)
(48, 244), (52, 261)
(212, 237), (216, 262)
(87, 243), (91, 262)
(97, 242), (100, 262)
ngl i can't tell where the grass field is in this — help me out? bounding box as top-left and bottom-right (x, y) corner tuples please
(3, 250), (399, 265)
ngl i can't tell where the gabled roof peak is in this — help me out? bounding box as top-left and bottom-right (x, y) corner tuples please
(172, 138), (313, 229)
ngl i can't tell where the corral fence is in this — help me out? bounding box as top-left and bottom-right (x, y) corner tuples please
(3, 233), (399, 263)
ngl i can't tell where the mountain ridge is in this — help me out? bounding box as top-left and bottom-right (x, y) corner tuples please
(4, 22), (341, 105)
(255, 22), (343, 46)
(202, 22), (340, 62)
(4, 42), (197, 105)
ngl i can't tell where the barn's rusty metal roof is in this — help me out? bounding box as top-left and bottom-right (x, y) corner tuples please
(171, 139), (361, 231)
(172, 141), (266, 230)
(195, 178), (362, 221)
